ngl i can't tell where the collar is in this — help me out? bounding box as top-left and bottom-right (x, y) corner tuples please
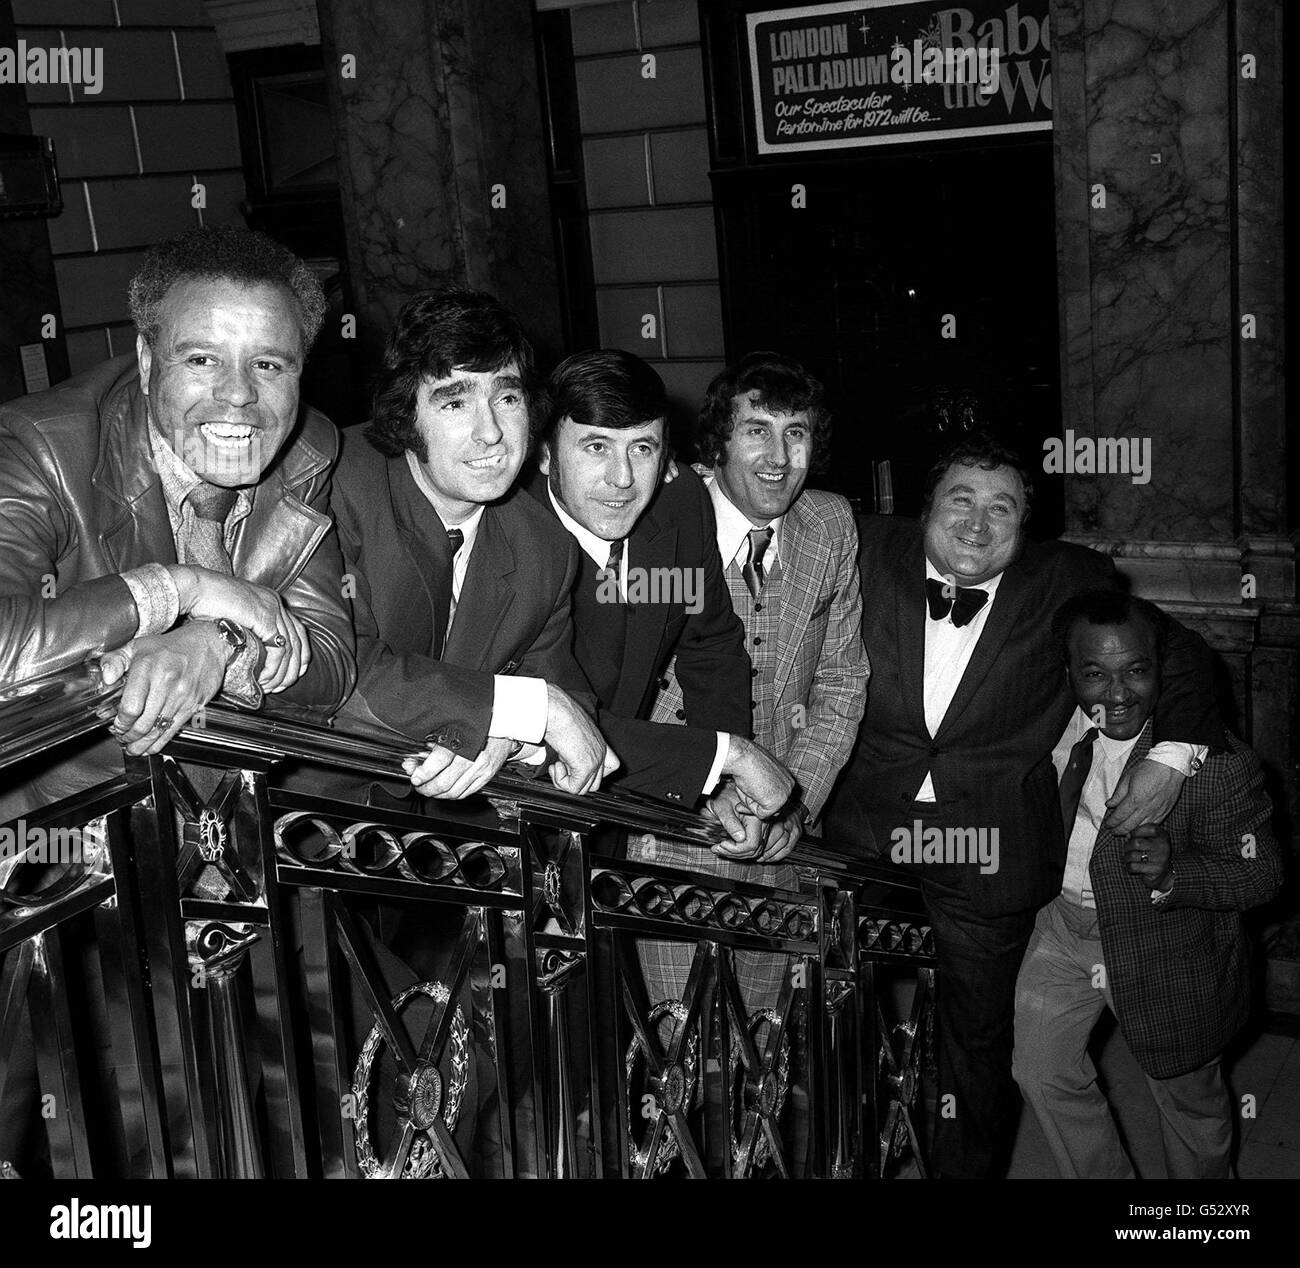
(405, 450), (486, 541)
(148, 423), (254, 526)
(1064, 705), (1147, 762)
(924, 555), (1003, 597)
(705, 472), (783, 568)
(547, 479), (621, 569)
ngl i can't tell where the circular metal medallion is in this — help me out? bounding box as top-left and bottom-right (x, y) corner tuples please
(197, 809), (226, 863)
(661, 1063), (687, 1115)
(408, 1065), (444, 1130)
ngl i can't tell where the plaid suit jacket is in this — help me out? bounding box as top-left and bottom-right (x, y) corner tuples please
(1090, 724), (1282, 1079)
(651, 484), (868, 827)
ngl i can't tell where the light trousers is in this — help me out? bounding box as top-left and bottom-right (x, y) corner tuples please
(1013, 894), (1232, 1179)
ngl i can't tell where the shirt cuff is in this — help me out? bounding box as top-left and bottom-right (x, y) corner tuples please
(701, 732), (730, 796)
(1146, 742), (1208, 777)
(490, 674), (549, 745)
(121, 563), (180, 637)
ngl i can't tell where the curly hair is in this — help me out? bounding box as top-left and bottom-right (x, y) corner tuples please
(129, 225), (326, 351)
(364, 288), (541, 461)
(698, 352), (832, 474)
(921, 433), (1036, 524)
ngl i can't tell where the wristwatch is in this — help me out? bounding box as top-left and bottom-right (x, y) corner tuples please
(214, 618), (247, 660)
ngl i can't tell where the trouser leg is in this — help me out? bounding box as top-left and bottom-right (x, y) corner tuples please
(1013, 896), (1134, 1178)
(923, 881), (1037, 1178)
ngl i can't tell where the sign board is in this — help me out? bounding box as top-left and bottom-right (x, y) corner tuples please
(746, 0), (1052, 154)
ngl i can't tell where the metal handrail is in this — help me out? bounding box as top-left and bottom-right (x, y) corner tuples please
(0, 664), (935, 1180)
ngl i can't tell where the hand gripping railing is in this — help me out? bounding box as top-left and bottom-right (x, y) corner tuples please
(0, 664), (936, 1179)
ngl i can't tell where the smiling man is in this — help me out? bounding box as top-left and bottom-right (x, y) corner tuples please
(826, 434), (1224, 1178)
(528, 348), (792, 817)
(648, 351), (867, 1015)
(1013, 592), (1279, 1178)
(326, 288), (612, 803)
(0, 225), (355, 819)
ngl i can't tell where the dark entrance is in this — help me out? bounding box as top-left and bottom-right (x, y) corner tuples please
(703, 4), (1063, 536)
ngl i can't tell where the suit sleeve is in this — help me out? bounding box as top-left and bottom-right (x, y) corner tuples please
(598, 712), (717, 803)
(332, 480), (496, 753)
(1149, 614), (1225, 750)
(787, 508), (869, 823)
(671, 486), (753, 737)
(512, 536), (596, 714)
(0, 408), (142, 681)
(264, 450), (356, 719)
(1159, 747), (1282, 912)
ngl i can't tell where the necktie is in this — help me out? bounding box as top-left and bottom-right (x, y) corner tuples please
(180, 482), (237, 574)
(434, 528), (463, 657)
(1058, 726), (1099, 838)
(603, 538), (625, 602)
(742, 527), (773, 601)
(924, 576), (989, 628)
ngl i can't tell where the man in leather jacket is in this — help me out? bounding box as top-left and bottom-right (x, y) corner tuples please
(0, 225), (355, 818)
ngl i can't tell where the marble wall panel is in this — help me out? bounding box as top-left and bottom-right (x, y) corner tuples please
(319, 0), (563, 365)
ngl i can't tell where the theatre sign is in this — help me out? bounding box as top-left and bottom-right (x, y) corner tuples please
(746, 0), (1051, 154)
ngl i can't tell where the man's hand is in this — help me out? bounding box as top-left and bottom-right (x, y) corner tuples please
(1103, 758), (1186, 834)
(722, 736), (795, 818)
(256, 616), (311, 694)
(756, 807), (804, 864)
(543, 683), (618, 794)
(100, 624), (230, 756)
(707, 782), (766, 859)
(402, 736), (514, 800)
(174, 567), (310, 685)
(1123, 823), (1173, 892)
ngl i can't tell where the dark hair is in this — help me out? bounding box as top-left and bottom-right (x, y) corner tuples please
(921, 433), (1036, 523)
(129, 225), (326, 351)
(698, 351), (832, 474)
(1051, 590), (1167, 665)
(364, 288), (540, 460)
(540, 348), (667, 447)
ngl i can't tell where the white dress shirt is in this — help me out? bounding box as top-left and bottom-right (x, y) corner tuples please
(547, 481), (728, 794)
(706, 473), (783, 572)
(915, 559), (1002, 801)
(407, 452), (547, 745)
(1052, 707), (1144, 907)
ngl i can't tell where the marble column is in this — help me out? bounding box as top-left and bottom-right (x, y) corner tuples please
(318, 0), (563, 365)
(1050, 0), (1293, 841)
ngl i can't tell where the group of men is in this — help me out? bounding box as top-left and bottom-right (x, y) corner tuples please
(0, 226), (1282, 1180)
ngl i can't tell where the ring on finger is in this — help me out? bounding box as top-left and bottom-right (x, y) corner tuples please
(1140, 851), (1149, 863)
(154, 716), (174, 731)
(270, 633), (287, 647)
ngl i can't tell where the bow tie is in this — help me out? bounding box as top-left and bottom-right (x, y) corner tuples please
(925, 576), (989, 628)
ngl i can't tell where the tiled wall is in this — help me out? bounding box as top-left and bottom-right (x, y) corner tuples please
(569, 0), (724, 420)
(13, 0), (246, 379)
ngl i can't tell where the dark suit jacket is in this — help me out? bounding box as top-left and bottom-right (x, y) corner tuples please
(331, 431), (592, 756)
(1091, 723), (1280, 1078)
(825, 515), (1224, 916)
(526, 465), (751, 804)
(0, 355), (355, 817)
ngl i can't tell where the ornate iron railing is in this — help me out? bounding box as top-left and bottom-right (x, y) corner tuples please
(0, 664), (936, 1179)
